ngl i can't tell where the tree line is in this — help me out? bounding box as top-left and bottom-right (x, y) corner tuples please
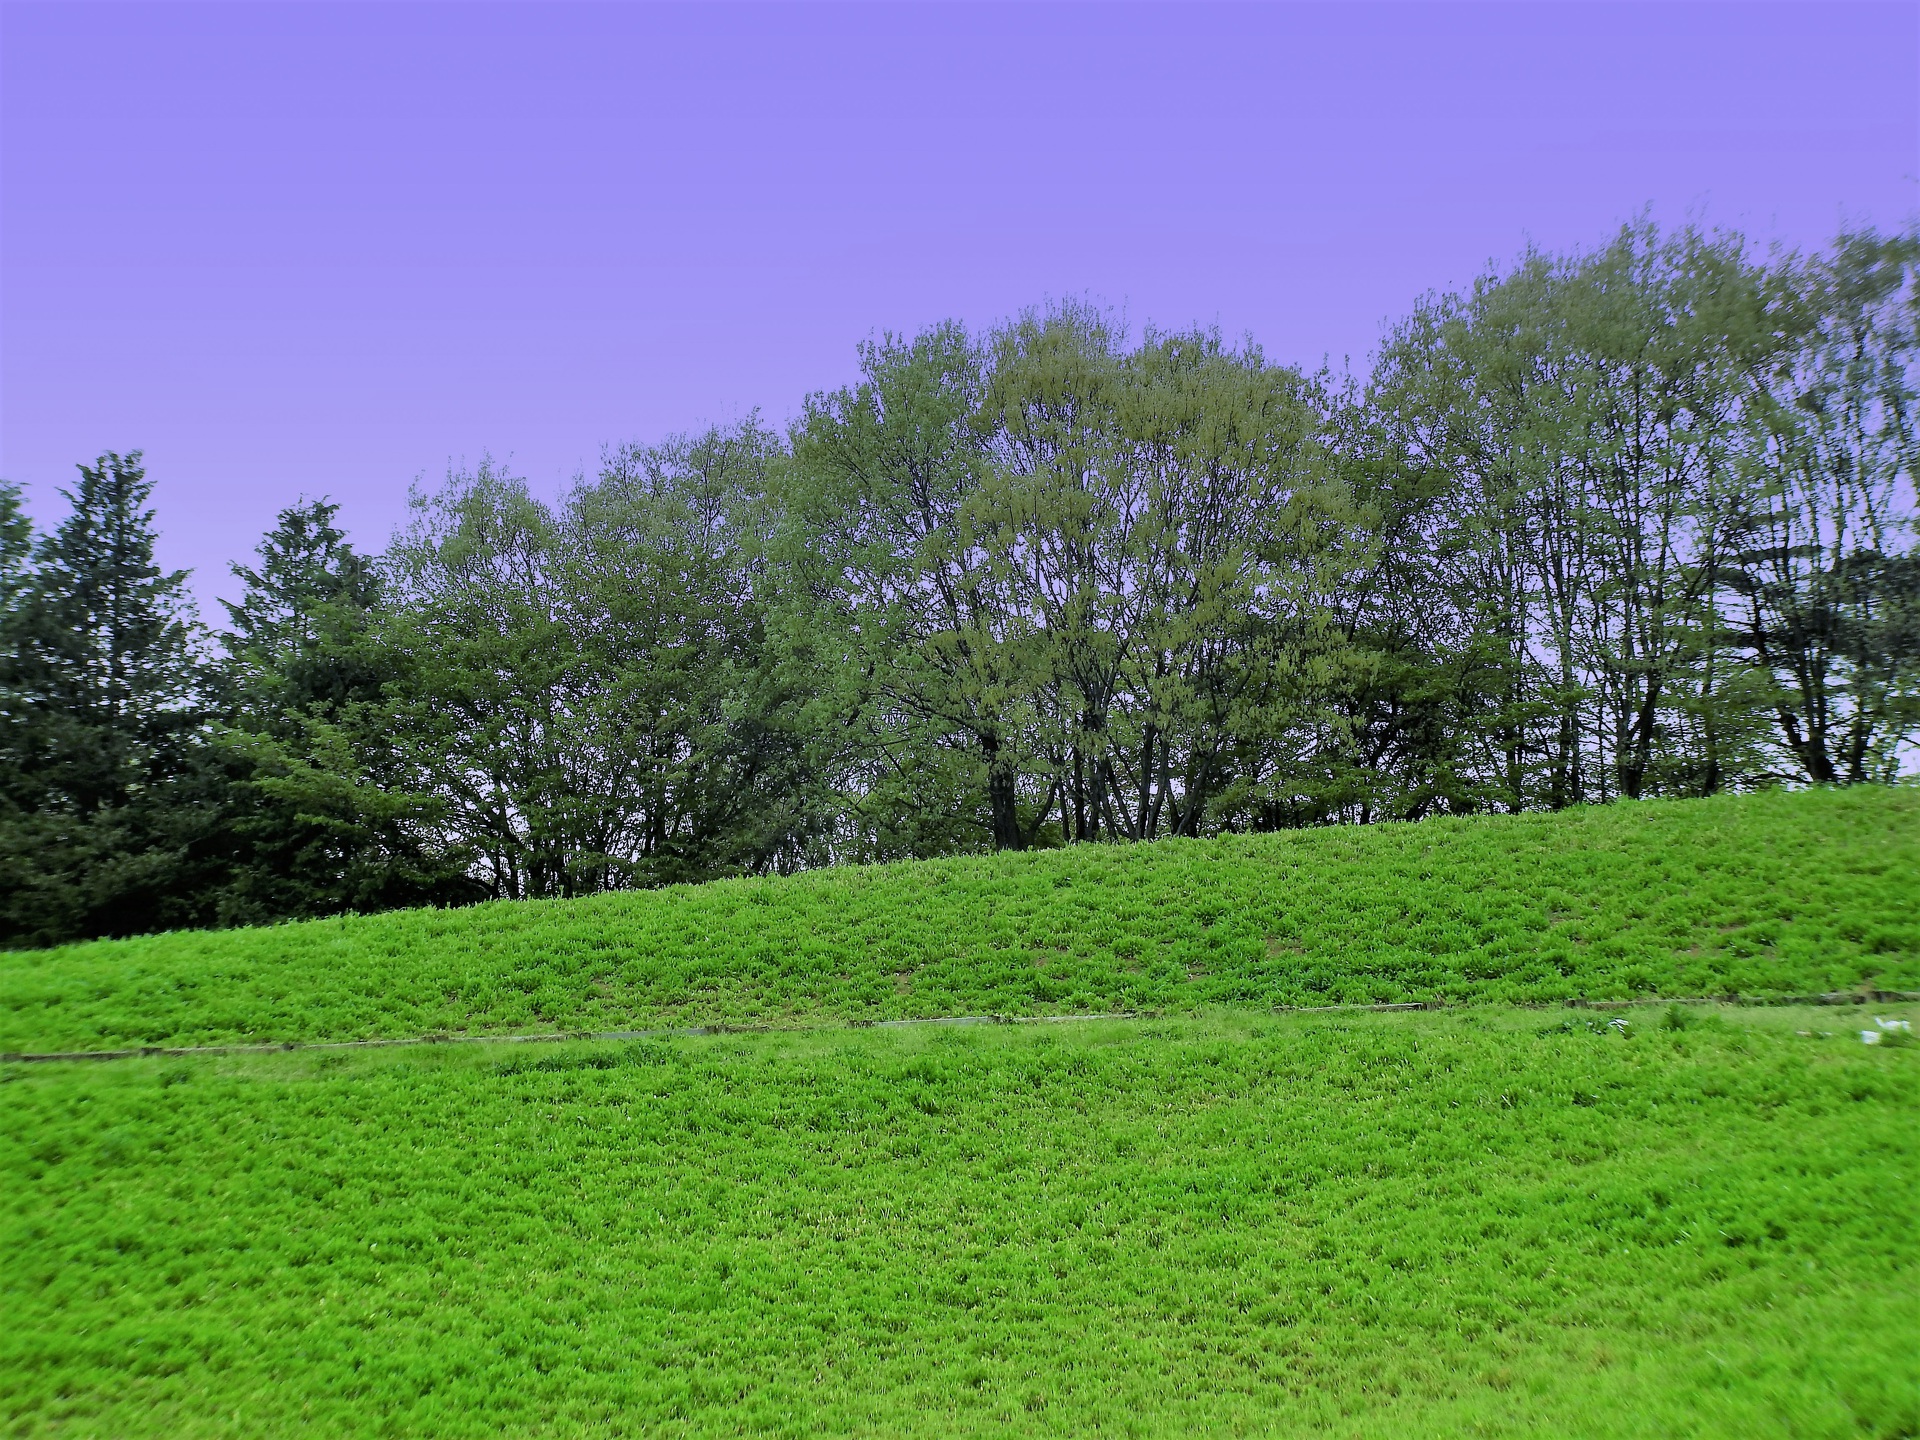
(4, 222), (1916, 946)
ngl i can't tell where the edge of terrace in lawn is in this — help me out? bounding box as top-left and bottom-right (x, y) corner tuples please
(7, 989), (1917, 1065)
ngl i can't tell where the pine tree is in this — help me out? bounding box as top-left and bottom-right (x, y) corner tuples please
(207, 498), (479, 924)
(0, 452), (213, 944)
(8, 452), (200, 807)
(218, 497), (385, 717)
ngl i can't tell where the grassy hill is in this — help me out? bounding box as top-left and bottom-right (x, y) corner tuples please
(4, 786), (1918, 1052)
(4, 788), (1919, 1436)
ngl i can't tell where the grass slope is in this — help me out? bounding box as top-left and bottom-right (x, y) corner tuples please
(5, 788), (1919, 1052)
(4, 1007), (1916, 1437)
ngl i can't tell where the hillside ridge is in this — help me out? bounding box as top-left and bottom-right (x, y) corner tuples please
(3, 787), (1915, 1052)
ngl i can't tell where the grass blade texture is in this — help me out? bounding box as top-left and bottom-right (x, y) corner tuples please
(4, 787), (1918, 1053)
(4, 1009), (1916, 1437)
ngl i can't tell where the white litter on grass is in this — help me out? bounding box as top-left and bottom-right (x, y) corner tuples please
(1608, 1017), (1630, 1032)
(1875, 1017), (1912, 1033)
(1861, 1031), (1883, 1045)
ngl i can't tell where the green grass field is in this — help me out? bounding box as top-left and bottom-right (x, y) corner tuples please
(4, 789), (1919, 1436)
(4, 788), (1918, 1054)
(4, 1007), (1917, 1437)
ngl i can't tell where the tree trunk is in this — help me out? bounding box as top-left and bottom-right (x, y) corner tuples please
(983, 732), (1022, 850)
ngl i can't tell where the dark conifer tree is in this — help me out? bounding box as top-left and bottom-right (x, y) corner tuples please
(0, 452), (213, 944)
(207, 498), (479, 925)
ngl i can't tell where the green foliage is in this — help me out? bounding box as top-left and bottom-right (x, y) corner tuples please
(377, 429), (830, 901)
(783, 305), (1350, 853)
(3, 222), (1916, 950)
(2, 1008), (1914, 1436)
(219, 495), (382, 691)
(0, 482), (32, 616)
(1365, 225), (1795, 806)
(1728, 229), (1920, 784)
(3, 786), (1915, 1052)
(208, 497), (474, 926)
(0, 453), (218, 945)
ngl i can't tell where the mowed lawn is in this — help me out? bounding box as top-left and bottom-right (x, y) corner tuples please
(5, 1007), (1917, 1438)
(5, 787), (1920, 1054)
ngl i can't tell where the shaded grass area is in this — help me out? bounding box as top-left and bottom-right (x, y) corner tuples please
(3, 1006), (1917, 1438)
(4, 787), (1919, 1052)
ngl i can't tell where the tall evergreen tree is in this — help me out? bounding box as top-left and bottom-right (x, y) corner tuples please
(0, 452), (212, 944)
(6, 452), (200, 811)
(208, 497), (476, 925)
(221, 496), (382, 697)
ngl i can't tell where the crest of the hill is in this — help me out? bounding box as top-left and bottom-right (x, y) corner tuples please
(3, 787), (1916, 1052)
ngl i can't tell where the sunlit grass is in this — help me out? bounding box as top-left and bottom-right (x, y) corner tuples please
(6, 788), (1916, 1433)
(4, 1006), (1916, 1437)
(4, 787), (1917, 1054)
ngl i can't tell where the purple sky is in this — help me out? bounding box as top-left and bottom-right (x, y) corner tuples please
(4, 1), (1916, 619)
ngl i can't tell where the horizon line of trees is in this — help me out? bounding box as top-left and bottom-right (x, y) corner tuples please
(4, 220), (1917, 947)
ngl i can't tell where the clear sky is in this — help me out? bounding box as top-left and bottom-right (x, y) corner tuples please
(3, 1), (1916, 617)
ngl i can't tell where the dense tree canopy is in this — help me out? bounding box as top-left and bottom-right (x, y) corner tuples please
(4, 223), (1916, 945)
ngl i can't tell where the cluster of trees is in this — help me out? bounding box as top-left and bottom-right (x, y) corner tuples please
(4, 222), (1917, 946)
